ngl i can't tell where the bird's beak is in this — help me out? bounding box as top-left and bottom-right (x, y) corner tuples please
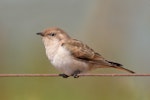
(36, 32), (44, 36)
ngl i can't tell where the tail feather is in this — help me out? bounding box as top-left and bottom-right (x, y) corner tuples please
(106, 60), (135, 73)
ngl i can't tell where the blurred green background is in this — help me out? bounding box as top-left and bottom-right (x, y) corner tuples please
(0, 0), (150, 100)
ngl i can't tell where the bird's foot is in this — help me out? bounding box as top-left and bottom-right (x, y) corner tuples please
(59, 74), (69, 78)
(71, 70), (81, 78)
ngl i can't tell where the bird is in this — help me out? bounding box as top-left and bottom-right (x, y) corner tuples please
(36, 27), (135, 78)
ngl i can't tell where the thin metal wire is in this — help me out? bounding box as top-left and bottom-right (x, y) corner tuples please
(0, 74), (149, 77)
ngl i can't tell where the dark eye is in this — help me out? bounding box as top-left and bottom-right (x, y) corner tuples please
(49, 33), (56, 36)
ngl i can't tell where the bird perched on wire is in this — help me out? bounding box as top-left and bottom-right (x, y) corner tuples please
(36, 27), (135, 78)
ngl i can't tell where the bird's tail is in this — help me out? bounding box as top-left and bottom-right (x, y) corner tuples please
(106, 61), (135, 73)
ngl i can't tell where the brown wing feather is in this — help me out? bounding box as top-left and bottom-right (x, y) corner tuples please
(62, 39), (109, 65)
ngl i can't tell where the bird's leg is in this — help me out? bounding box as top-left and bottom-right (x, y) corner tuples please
(59, 74), (69, 78)
(71, 70), (81, 78)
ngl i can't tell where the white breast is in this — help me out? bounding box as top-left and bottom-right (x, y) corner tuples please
(51, 46), (89, 75)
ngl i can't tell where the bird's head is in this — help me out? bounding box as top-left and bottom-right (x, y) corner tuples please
(36, 27), (70, 46)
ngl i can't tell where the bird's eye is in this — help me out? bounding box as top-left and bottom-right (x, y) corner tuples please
(49, 33), (56, 36)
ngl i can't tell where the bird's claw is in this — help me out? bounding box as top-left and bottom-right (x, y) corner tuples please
(59, 74), (69, 78)
(71, 70), (81, 78)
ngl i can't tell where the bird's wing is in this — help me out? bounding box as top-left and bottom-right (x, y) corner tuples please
(62, 39), (135, 73)
(62, 39), (109, 65)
